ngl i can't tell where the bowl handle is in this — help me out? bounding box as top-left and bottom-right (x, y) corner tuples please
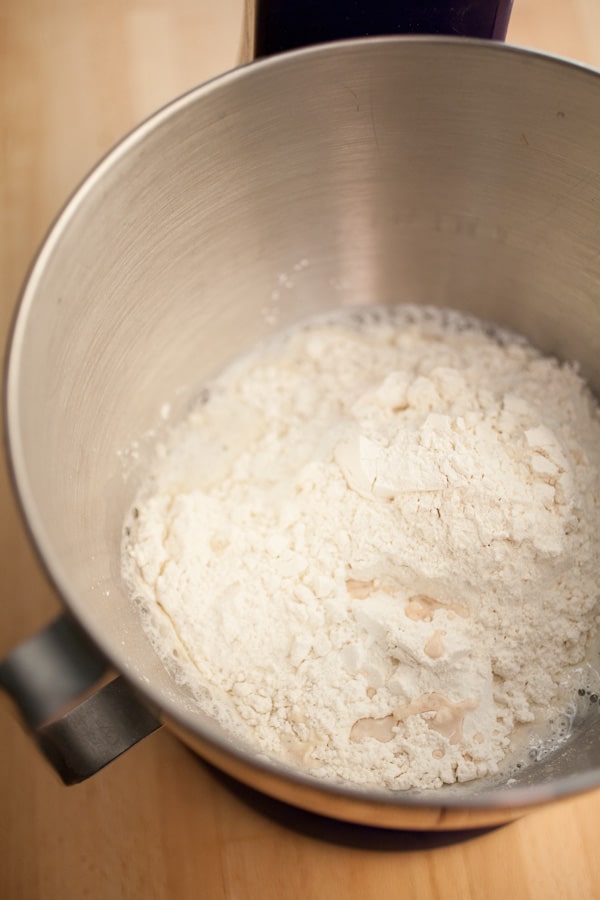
(0, 614), (161, 784)
(250, 0), (514, 58)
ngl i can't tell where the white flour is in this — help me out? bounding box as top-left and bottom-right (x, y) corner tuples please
(122, 307), (600, 790)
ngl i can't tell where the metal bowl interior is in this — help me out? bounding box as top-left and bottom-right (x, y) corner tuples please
(5, 37), (600, 828)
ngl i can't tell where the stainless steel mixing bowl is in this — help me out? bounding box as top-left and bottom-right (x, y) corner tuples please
(4, 36), (600, 829)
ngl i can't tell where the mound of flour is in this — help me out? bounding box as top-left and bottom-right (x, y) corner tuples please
(122, 307), (600, 790)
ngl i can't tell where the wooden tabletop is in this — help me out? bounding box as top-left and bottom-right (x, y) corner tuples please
(2, 2), (600, 898)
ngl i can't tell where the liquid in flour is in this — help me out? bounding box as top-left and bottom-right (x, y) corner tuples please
(121, 306), (600, 791)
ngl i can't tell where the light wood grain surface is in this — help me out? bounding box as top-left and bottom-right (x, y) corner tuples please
(2, 2), (600, 898)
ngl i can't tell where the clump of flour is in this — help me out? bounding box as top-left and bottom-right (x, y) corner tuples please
(122, 306), (600, 790)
